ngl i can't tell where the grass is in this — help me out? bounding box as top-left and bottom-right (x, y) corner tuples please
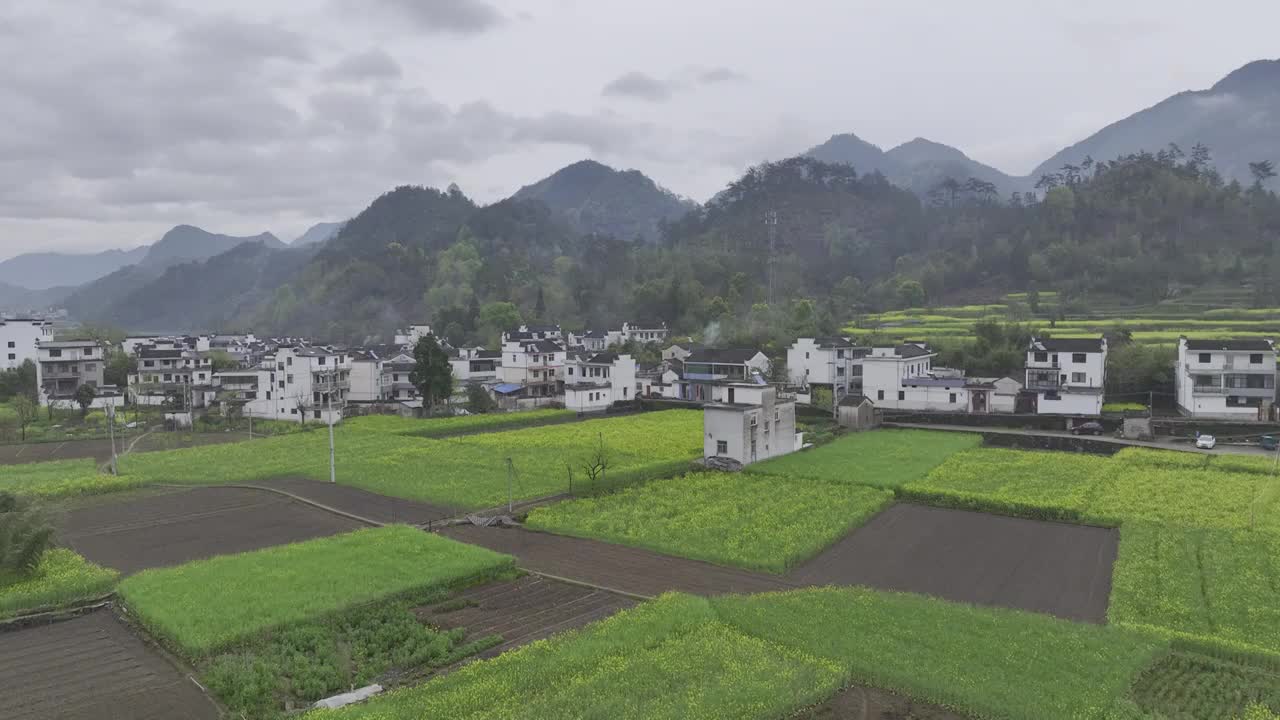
(2, 410), (704, 509)
(306, 593), (845, 720)
(1130, 650), (1280, 720)
(0, 548), (118, 619)
(1104, 402), (1149, 413)
(526, 472), (894, 573)
(746, 429), (981, 488)
(117, 526), (514, 655)
(346, 409), (575, 438)
(712, 587), (1167, 720)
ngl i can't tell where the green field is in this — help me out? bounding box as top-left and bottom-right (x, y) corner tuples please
(526, 472), (894, 573)
(118, 526), (514, 655)
(0, 548), (118, 619)
(746, 429), (982, 488)
(308, 587), (1174, 720)
(2, 410), (704, 509)
(345, 409), (575, 437)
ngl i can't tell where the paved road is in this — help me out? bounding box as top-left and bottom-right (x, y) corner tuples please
(886, 422), (1276, 457)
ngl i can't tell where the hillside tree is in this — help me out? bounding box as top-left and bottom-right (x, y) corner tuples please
(409, 335), (454, 414)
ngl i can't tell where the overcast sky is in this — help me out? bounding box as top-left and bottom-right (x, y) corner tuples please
(2, 0), (1277, 260)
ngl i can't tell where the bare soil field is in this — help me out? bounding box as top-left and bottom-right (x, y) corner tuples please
(255, 476), (460, 525)
(440, 525), (797, 597)
(0, 611), (218, 720)
(788, 504), (1118, 623)
(0, 430), (252, 466)
(792, 685), (967, 720)
(56, 486), (364, 574)
(418, 575), (636, 659)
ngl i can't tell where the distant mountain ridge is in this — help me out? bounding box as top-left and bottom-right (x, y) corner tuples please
(0, 246), (148, 291)
(511, 160), (696, 242)
(804, 133), (1022, 198)
(140, 225), (284, 268)
(291, 221), (346, 246)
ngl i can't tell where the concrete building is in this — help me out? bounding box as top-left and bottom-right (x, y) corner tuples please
(1175, 337), (1276, 419)
(129, 346), (214, 407)
(266, 346), (351, 424)
(393, 325), (433, 346)
(450, 348), (501, 384)
(786, 337), (867, 399)
(663, 341), (704, 364)
(35, 339), (106, 407)
(1, 318), (54, 369)
(1024, 337), (1107, 416)
(621, 320), (668, 345)
(380, 352), (417, 401)
(677, 349), (771, 402)
(499, 339), (565, 398)
(860, 343), (938, 410)
(564, 353), (637, 412)
(703, 386), (800, 466)
(347, 349), (388, 403)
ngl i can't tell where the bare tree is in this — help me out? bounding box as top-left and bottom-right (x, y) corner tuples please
(580, 433), (610, 489)
(12, 394), (36, 442)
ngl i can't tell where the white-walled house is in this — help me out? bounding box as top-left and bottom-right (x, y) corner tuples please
(861, 344), (940, 410)
(347, 349), (388, 403)
(262, 346), (351, 424)
(129, 346), (214, 407)
(663, 341), (704, 364)
(35, 339), (106, 407)
(703, 386), (800, 466)
(564, 353), (637, 412)
(393, 325), (433, 346)
(381, 353), (417, 401)
(0, 317), (54, 369)
(1175, 338), (1276, 419)
(499, 339), (565, 398)
(786, 337), (867, 398)
(450, 348), (501, 384)
(677, 349), (771, 403)
(1024, 337), (1107, 416)
(621, 320), (668, 345)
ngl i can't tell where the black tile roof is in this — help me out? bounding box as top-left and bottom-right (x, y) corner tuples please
(1184, 338), (1274, 352)
(894, 344), (933, 358)
(587, 352), (620, 364)
(686, 348), (763, 364)
(812, 336), (854, 348)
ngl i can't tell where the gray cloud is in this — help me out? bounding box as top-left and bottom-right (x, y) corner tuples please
(174, 15), (312, 65)
(698, 66), (747, 84)
(325, 49), (402, 81)
(602, 71), (672, 102)
(363, 0), (504, 34)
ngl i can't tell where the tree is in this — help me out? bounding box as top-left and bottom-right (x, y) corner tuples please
(73, 384), (96, 417)
(0, 491), (56, 575)
(1250, 160), (1276, 189)
(0, 359), (37, 402)
(896, 279), (926, 308)
(466, 384), (496, 414)
(580, 434), (610, 489)
(409, 335), (454, 414)
(207, 350), (238, 372)
(12, 394), (36, 442)
(477, 302), (522, 347)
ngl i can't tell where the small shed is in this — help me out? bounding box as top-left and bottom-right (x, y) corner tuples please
(838, 395), (878, 431)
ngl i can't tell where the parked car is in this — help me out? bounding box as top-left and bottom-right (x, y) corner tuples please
(1260, 435), (1277, 451)
(1196, 434), (1217, 450)
(1071, 421), (1104, 436)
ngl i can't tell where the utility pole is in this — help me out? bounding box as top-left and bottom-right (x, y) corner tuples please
(505, 457), (514, 514)
(765, 209), (778, 308)
(107, 401), (118, 475)
(327, 368), (336, 484)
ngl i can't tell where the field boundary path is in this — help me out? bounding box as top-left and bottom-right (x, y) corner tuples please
(885, 421), (1274, 457)
(0, 609), (219, 720)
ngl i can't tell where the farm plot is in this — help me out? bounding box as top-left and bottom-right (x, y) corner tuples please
(788, 504), (1118, 623)
(346, 409), (575, 437)
(0, 610), (219, 720)
(525, 472), (894, 573)
(746, 428), (981, 488)
(56, 486), (365, 574)
(0, 548), (118, 619)
(306, 593), (845, 720)
(118, 525), (515, 656)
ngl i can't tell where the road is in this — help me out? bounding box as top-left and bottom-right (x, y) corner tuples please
(885, 422), (1277, 457)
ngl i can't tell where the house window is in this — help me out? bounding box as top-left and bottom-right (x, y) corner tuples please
(286, 357), (293, 366)
(163, 374), (172, 382)
(314, 410), (322, 419)
(49, 349), (61, 358)
(318, 357), (326, 365)
(5, 341), (12, 348)
(291, 408), (298, 414)
(568, 367), (573, 375)
(949, 393), (956, 403)
(287, 374), (293, 384)
(1251, 354), (1264, 364)
(1033, 351), (1047, 362)
(877, 390), (884, 401)
(1198, 353), (1211, 363)
(897, 391), (905, 401)
(266, 391), (272, 400)
(279, 381), (285, 389)
(1072, 353), (1086, 363)
(1069, 372), (1084, 383)
(805, 352), (810, 359)
(716, 440), (728, 455)
(6, 354), (12, 361)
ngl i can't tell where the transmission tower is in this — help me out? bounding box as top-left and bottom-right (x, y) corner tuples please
(764, 209), (778, 306)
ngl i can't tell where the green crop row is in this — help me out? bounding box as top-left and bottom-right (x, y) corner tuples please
(118, 526), (514, 656)
(526, 472), (894, 573)
(745, 429), (981, 488)
(0, 548), (119, 619)
(345, 409), (575, 438)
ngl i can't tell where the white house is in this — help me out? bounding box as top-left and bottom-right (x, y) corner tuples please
(861, 343), (941, 410)
(347, 349), (388, 403)
(0, 317), (54, 369)
(393, 324), (433, 346)
(129, 346), (214, 407)
(968, 376), (1023, 414)
(450, 348), (501, 384)
(264, 346), (351, 424)
(621, 320), (668, 345)
(786, 337), (867, 399)
(677, 349), (771, 403)
(703, 386), (800, 466)
(381, 352), (418, 401)
(35, 339), (106, 407)
(564, 353), (637, 412)
(499, 339), (565, 398)
(663, 341), (705, 364)
(1175, 337), (1276, 419)
(503, 324), (565, 344)
(1024, 337), (1107, 416)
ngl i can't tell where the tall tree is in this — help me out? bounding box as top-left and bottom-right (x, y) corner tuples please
(1250, 160), (1277, 189)
(409, 335), (454, 414)
(73, 384), (96, 417)
(12, 394), (36, 442)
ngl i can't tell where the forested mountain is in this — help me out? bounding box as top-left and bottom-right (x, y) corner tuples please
(291, 222), (345, 246)
(0, 246), (147, 291)
(1031, 59), (1280, 188)
(804, 133), (1020, 197)
(140, 225), (284, 268)
(511, 160), (695, 243)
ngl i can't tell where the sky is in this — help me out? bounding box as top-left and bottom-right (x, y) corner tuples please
(1, 0), (1278, 260)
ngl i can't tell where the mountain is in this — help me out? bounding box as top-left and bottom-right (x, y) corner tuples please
(0, 281), (71, 314)
(65, 242), (316, 332)
(511, 160), (696, 242)
(140, 225), (284, 269)
(0, 246), (148, 290)
(1031, 59), (1280, 186)
(291, 222), (346, 246)
(804, 133), (1020, 197)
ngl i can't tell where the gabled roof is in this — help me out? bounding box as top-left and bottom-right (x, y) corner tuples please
(582, 329), (608, 338)
(1032, 337), (1104, 353)
(473, 349), (502, 359)
(523, 340), (562, 352)
(1184, 338), (1274, 352)
(811, 336), (854, 349)
(38, 339), (101, 348)
(893, 344), (932, 358)
(685, 348), (763, 364)
(587, 352), (620, 364)
(139, 348), (185, 359)
(523, 324), (562, 333)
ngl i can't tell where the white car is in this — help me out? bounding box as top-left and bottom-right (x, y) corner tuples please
(1195, 435), (1217, 450)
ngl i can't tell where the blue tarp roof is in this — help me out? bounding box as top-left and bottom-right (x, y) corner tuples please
(492, 383), (523, 395)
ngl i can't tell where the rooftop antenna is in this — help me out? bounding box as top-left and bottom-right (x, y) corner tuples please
(765, 209), (778, 307)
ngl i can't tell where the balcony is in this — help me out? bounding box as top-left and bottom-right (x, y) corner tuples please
(1024, 373), (1061, 390)
(41, 367), (82, 379)
(313, 377), (351, 392)
(1192, 385), (1228, 395)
